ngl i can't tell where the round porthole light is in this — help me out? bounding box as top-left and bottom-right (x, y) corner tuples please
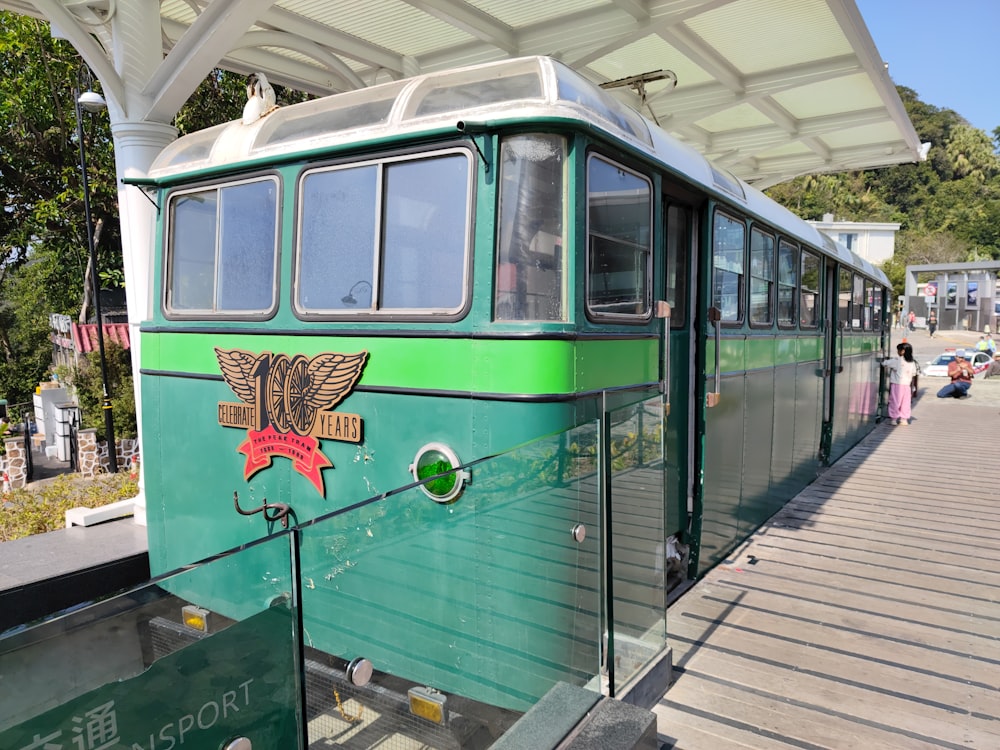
(409, 443), (469, 503)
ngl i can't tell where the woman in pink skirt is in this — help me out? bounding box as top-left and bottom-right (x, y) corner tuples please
(883, 342), (918, 425)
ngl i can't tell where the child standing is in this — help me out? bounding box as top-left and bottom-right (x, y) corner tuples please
(883, 342), (918, 425)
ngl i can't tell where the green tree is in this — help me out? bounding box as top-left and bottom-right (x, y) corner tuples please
(944, 124), (999, 182)
(63, 340), (136, 441)
(0, 13), (120, 406)
(0, 10), (308, 408)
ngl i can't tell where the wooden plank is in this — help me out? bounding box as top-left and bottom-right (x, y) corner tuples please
(659, 387), (1000, 749)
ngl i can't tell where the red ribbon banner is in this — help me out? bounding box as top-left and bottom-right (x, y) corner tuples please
(238, 424), (332, 495)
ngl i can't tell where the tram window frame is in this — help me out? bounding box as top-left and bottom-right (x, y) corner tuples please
(852, 274), (865, 330)
(838, 268), (853, 329)
(664, 203), (690, 329)
(777, 239), (797, 329)
(585, 153), (653, 322)
(871, 284), (884, 330)
(495, 134), (567, 322)
(163, 175), (280, 319)
(749, 226), (775, 327)
(294, 146), (474, 320)
(863, 279), (876, 330)
(712, 210), (745, 325)
(799, 249), (820, 329)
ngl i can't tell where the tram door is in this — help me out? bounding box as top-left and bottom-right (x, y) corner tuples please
(821, 258), (838, 461)
(597, 197), (697, 699)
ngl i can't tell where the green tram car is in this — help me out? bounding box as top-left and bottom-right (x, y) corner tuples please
(139, 57), (888, 723)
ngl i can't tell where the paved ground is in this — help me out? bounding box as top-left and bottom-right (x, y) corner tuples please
(25, 448), (75, 485)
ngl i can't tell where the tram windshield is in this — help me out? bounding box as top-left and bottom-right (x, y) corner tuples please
(495, 134), (567, 321)
(296, 149), (473, 316)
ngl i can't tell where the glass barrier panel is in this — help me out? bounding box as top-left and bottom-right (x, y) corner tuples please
(0, 531), (302, 750)
(604, 392), (667, 696)
(297, 422), (602, 748)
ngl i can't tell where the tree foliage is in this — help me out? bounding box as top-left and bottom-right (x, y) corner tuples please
(57, 340), (137, 441)
(0, 11), (306, 419)
(0, 13), (117, 406)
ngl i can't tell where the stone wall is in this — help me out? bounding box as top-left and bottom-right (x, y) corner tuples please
(77, 428), (140, 479)
(0, 432), (141, 490)
(2, 437), (28, 489)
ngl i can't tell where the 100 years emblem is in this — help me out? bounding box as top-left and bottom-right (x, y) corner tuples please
(215, 347), (368, 494)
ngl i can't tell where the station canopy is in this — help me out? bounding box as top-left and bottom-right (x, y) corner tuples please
(3, 0), (925, 188)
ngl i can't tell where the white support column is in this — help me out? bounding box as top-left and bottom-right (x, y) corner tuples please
(111, 120), (177, 525)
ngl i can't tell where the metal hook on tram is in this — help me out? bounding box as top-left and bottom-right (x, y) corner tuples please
(233, 491), (292, 528)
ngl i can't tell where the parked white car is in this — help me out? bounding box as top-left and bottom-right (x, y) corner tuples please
(922, 349), (993, 377)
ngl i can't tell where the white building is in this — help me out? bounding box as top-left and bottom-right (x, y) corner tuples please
(807, 213), (900, 265)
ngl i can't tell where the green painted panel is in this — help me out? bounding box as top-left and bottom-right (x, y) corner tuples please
(698, 371), (744, 575)
(770, 365), (798, 501)
(739, 368), (775, 536)
(142, 369), (582, 574)
(293, 424), (603, 711)
(575, 338), (658, 390)
(745, 336), (775, 370)
(775, 336), (797, 366)
(791, 360), (823, 486)
(796, 336), (824, 361)
(705, 337), (745, 375)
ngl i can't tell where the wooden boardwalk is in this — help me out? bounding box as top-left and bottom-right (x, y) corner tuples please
(656, 381), (1000, 749)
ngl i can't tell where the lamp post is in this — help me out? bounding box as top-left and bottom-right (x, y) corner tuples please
(74, 67), (117, 472)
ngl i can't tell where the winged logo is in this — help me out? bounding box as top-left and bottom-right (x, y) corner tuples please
(216, 348), (367, 434)
(214, 347), (369, 494)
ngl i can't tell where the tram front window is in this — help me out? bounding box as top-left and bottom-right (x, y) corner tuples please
(166, 178), (278, 315)
(297, 150), (472, 316)
(495, 134), (567, 321)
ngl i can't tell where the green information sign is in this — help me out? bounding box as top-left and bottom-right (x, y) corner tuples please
(1, 607), (300, 750)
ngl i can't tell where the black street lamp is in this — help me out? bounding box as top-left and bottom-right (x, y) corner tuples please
(74, 66), (117, 473)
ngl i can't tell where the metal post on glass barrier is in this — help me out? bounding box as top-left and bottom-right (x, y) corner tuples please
(74, 65), (117, 472)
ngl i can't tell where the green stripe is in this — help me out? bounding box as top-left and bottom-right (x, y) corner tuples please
(140, 332), (656, 394)
(707, 335), (829, 374)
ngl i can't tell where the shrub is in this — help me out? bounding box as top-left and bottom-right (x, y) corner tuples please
(0, 473), (138, 542)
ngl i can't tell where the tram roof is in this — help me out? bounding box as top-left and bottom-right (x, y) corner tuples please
(147, 54), (887, 284)
(5, 0), (924, 189)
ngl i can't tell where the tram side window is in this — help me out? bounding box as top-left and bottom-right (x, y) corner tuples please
(586, 156), (652, 320)
(297, 150), (471, 315)
(166, 178), (278, 315)
(838, 269), (853, 329)
(800, 249), (820, 328)
(853, 274), (865, 329)
(712, 211), (744, 323)
(863, 280), (875, 330)
(749, 227), (774, 326)
(777, 240), (797, 328)
(871, 284), (883, 330)
(495, 134), (566, 321)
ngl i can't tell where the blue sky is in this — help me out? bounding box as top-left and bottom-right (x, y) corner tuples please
(856, 0), (998, 135)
